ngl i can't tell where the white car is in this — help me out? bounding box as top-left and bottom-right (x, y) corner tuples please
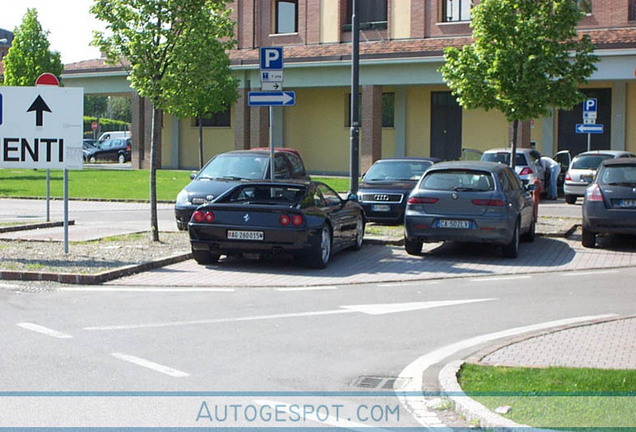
(563, 150), (636, 204)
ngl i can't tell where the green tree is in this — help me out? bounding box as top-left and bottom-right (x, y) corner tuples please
(109, 96), (132, 123)
(84, 95), (108, 118)
(439, 0), (598, 169)
(91, 0), (237, 241)
(2, 8), (63, 86)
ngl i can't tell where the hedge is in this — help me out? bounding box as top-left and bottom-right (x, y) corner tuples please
(83, 116), (130, 139)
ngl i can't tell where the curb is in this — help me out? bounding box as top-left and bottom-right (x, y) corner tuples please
(0, 252), (191, 285)
(0, 220), (75, 233)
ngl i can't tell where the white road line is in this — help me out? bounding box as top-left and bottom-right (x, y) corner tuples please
(275, 286), (338, 292)
(470, 275), (532, 282)
(562, 270), (618, 277)
(85, 299), (495, 331)
(58, 287), (235, 293)
(17, 323), (73, 339)
(378, 281), (441, 288)
(396, 313), (618, 428)
(111, 353), (190, 378)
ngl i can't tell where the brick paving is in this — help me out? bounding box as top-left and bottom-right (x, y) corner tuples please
(479, 317), (636, 369)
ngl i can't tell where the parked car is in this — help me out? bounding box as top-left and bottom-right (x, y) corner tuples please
(175, 149), (310, 230)
(82, 139), (97, 161)
(564, 150), (636, 204)
(581, 158), (636, 248)
(188, 181), (365, 269)
(84, 138), (131, 164)
(404, 161), (536, 258)
(357, 157), (440, 223)
(97, 131), (131, 143)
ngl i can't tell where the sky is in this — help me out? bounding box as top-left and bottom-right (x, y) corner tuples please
(0, 0), (106, 64)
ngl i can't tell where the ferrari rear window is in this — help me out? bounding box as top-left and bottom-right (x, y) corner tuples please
(222, 185), (306, 204)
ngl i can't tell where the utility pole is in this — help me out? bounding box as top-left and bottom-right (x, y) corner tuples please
(349, 0), (360, 195)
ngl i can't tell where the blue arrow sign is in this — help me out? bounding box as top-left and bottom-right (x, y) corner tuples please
(248, 91), (295, 107)
(576, 123), (604, 134)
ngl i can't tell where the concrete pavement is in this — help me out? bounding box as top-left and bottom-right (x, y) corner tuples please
(1, 197), (634, 429)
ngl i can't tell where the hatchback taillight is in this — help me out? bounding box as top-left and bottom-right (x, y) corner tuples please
(519, 167), (533, 176)
(472, 199), (505, 207)
(408, 197), (439, 204)
(565, 171), (572, 181)
(586, 184), (604, 202)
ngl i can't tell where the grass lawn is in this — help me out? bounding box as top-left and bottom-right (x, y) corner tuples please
(0, 168), (351, 201)
(458, 363), (636, 428)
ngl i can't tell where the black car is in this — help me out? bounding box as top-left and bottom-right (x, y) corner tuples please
(175, 149), (310, 230)
(188, 181), (365, 269)
(582, 157), (636, 248)
(84, 138), (132, 164)
(357, 157), (440, 223)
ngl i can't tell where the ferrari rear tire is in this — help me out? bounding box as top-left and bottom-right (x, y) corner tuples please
(308, 225), (332, 269)
(192, 249), (220, 265)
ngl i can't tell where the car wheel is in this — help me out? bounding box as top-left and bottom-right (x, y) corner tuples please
(502, 220), (520, 258)
(89, 156), (97, 164)
(565, 195), (577, 205)
(118, 154), (126, 164)
(521, 218), (536, 242)
(581, 227), (596, 248)
(404, 237), (422, 255)
(308, 224), (332, 269)
(350, 216), (364, 251)
(191, 249), (220, 265)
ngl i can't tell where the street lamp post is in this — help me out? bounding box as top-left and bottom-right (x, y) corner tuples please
(349, 0), (360, 195)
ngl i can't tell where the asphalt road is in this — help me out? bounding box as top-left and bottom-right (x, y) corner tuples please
(1, 267), (634, 428)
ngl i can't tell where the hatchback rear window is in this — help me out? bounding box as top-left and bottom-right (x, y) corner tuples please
(571, 154), (613, 170)
(599, 166), (636, 185)
(481, 152), (528, 167)
(420, 170), (494, 191)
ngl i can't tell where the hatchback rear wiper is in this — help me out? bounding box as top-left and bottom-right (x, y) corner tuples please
(607, 182), (636, 186)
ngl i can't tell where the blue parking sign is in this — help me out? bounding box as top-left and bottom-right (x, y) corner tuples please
(583, 98), (597, 113)
(260, 47), (283, 70)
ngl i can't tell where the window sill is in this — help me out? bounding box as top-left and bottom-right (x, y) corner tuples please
(437, 20), (471, 25)
(269, 32), (299, 37)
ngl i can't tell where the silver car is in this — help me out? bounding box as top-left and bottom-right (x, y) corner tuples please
(564, 150), (635, 204)
(582, 158), (636, 248)
(404, 161), (536, 258)
(481, 148), (545, 189)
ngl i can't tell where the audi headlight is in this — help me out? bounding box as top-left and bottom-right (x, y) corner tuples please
(176, 189), (191, 205)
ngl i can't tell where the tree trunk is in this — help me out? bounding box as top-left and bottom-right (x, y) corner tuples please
(511, 119), (519, 171)
(150, 106), (161, 242)
(198, 115), (204, 169)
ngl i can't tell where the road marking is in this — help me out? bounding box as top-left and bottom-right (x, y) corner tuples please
(111, 353), (189, 378)
(470, 275), (531, 282)
(58, 287), (235, 293)
(396, 314), (618, 428)
(275, 286), (337, 292)
(17, 323), (73, 339)
(562, 270), (618, 277)
(378, 281), (441, 288)
(84, 299), (496, 331)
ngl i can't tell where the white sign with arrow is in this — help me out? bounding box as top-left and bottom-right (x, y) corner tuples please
(0, 86), (83, 170)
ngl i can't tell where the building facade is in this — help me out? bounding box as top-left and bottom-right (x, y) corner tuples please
(62, 0), (636, 173)
(0, 28), (14, 81)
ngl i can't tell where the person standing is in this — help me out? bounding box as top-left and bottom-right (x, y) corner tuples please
(540, 156), (561, 200)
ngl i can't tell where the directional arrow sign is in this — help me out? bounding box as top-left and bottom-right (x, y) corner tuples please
(27, 95), (52, 126)
(248, 91), (295, 106)
(576, 123), (604, 134)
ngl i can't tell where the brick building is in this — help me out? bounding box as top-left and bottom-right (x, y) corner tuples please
(0, 28), (14, 81)
(62, 0), (636, 173)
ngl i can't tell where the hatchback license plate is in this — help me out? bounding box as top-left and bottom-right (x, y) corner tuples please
(372, 204), (391, 212)
(227, 230), (264, 240)
(618, 199), (636, 208)
(582, 175), (593, 183)
(436, 219), (471, 229)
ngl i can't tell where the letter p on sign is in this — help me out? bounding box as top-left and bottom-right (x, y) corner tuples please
(260, 47), (283, 70)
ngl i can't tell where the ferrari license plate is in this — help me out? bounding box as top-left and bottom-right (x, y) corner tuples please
(227, 230), (264, 240)
(436, 219), (471, 229)
(618, 199), (636, 208)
